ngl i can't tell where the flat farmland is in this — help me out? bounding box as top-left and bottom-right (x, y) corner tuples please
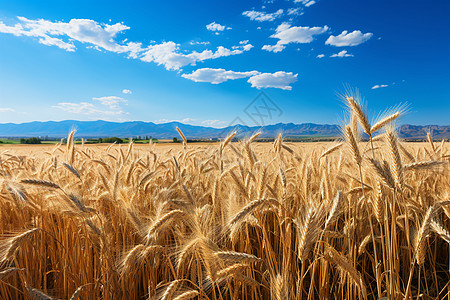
(0, 137), (448, 299)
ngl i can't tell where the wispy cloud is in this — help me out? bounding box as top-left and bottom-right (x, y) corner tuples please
(0, 108), (16, 113)
(316, 54), (325, 58)
(201, 120), (227, 127)
(287, 8), (302, 16)
(154, 118), (196, 124)
(93, 96), (127, 109)
(53, 96), (128, 118)
(122, 89), (132, 94)
(326, 30), (373, 47)
(189, 41), (210, 45)
(371, 84), (388, 89)
(262, 44), (286, 53)
(294, 0), (316, 7)
(242, 9), (284, 22)
(330, 50), (353, 57)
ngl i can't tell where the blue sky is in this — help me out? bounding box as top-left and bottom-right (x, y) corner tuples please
(0, 0), (449, 126)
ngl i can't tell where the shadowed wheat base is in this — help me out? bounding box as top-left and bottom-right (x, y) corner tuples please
(0, 99), (449, 299)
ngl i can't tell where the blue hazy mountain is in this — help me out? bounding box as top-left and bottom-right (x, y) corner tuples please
(0, 120), (448, 139)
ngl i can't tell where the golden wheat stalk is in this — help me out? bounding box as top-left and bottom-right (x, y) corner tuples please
(215, 251), (260, 263)
(20, 179), (61, 189)
(176, 127), (188, 146)
(324, 245), (367, 299)
(404, 160), (444, 171)
(385, 128), (403, 189)
(347, 96), (371, 136)
(0, 267), (22, 280)
(172, 290), (199, 300)
(320, 143), (343, 158)
(344, 125), (362, 165)
(370, 111), (400, 134)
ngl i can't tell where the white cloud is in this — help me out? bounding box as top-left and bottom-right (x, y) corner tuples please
(287, 8), (301, 16)
(0, 17), (134, 53)
(201, 120), (227, 126)
(247, 71), (298, 90)
(239, 40), (249, 45)
(316, 54), (325, 58)
(206, 22), (231, 31)
(154, 118), (196, 124)
(263, 23), (328, 52)
(53, 95), (128, 116)
(294, 0), (316, 7)
(189, 41), (210, 45)
(93, 96), (127, 109)
(0, 108), (16, 113)
(182, 68), (259, 84)
(330, 50), (353, 57)
(371, 84), (388, 89)
(122, 89), (132, 94)
(53, 102), (103, 115)
(325, 30), (373, 47)
(242, 9), (284, 22)
(272, 23), (328, 44)
(0, 16), (253, 72)
(182, 68), (298, 90)
(140, 42), (253, 70)
(262, 44), (286, 53)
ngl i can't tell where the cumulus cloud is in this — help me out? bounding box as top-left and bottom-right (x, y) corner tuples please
(182, 68), (298, 90)
(0, 108), (16, 113)
(272, 23), (328, 44)
(330, 50), (353, 57)
(242, 9), (284, 22)
(325, 30), (373, 47)
(371, 84), (388, 89)
(140, 42), (253, 70)
(206, 22), (231, 31)
(0, 17), (134, 53)
(247, 71), (298, 90)
(181, 68), (259, 84)
(122, 89), (132, 94)
(316, 54), (325, 58)
(0, 16), (253, 71)
(263, 23), (328, 52)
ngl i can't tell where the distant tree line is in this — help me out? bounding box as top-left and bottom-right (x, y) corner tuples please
(20, 137), (42, 144)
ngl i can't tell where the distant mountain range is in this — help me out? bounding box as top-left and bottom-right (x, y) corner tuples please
(0, 120), (448, 140)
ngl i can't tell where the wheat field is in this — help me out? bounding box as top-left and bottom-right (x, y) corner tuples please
(0, 98), (449, 299)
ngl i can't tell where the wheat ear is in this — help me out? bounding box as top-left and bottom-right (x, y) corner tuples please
(20, 179), (61, 189)
(347, 96), (371, 136)
(370, 111), (400, 134)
